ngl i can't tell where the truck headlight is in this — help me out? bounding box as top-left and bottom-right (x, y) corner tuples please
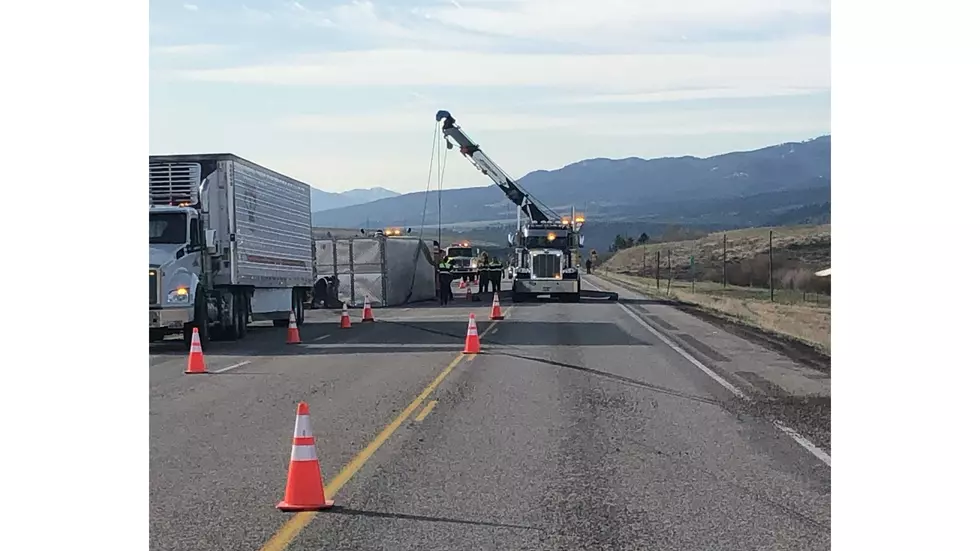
(167, 287), (191, 304)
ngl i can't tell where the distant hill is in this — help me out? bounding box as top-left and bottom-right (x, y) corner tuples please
(312, 136), (830, 231)
(310, 186), (400, 212)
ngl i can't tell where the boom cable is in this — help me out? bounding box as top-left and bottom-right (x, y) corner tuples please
(419, 121), (439, 243)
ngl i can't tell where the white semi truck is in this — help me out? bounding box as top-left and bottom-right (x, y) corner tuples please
(149, 154), (315, 349)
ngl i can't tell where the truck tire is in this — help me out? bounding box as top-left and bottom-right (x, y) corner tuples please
(294, 290), (306, 326)
(183, 290), (210, 350)
(234, 292), (248, 339)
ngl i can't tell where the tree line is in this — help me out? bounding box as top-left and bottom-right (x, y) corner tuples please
(609, 233), (650, 251)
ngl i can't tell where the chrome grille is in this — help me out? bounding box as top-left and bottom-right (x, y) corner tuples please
(531, 253), (561, 278)
(149, 269), (159, 305)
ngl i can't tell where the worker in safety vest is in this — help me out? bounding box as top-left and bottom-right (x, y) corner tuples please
(477, 252), (492, 294)
(489, 257), (504, 293)
(438, 259), (454, 305)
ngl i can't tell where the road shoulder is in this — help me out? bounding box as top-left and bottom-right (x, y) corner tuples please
(585, 274), (831, 453)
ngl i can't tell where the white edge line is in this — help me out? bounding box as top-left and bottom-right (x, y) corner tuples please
(617, 302), (749, 400)
(313, 333), (332, 341)
(214, 360), (251, 374)
(774, 421), (831, 467)
(591, 276), (832, 466)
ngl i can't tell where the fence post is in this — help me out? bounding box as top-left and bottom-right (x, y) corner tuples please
(769, 229), (774, 302)
(642, 248), (647, 277)
(722, 233), (727, 288)
(666, 249), (672, 295)
(655, 250), (660, 290)
(690, 247), (695, 293)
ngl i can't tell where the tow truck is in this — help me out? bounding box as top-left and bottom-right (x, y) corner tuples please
(436, 110), (585, 302)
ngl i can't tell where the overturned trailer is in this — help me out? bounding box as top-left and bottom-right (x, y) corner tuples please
(314, 231), (437, 307)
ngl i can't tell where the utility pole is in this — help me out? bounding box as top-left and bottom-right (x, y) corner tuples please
(769, 229), (774, 302)
(722, 233), (728, 288)
(655, 250), (660, 290)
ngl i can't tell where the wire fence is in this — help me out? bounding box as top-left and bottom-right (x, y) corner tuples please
(598, 228), (831, 305)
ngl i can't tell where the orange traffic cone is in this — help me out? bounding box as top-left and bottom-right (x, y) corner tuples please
(184, 327), (208, 374)
(489, 293), (505, 320)
(458, 278), (466, 289)
(286, 311), (301, 344)
(277, 402), (334, 512)
(340, 303), (351, 329)
(362, 299), (375, 323)
(463, 313), (480, 354)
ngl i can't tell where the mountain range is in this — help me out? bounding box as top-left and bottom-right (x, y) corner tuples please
(310, 186), (400, 212)
(311, 136), (831, 235)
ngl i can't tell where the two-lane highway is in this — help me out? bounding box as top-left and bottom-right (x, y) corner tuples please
(150, 280), (830, 551)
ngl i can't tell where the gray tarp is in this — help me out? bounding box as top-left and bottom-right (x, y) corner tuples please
(314, 234), (436, 307)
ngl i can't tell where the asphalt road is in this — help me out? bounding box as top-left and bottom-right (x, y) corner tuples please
(150, 279), (830, 551)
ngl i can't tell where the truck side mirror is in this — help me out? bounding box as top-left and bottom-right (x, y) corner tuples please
(205, 229), (218, 255)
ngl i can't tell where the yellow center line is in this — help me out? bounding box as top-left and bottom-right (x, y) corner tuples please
(414, 400), (439, 422)
(258, 305), (512, 551)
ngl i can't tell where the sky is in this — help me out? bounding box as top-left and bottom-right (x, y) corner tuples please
(149, 0), (830, 194)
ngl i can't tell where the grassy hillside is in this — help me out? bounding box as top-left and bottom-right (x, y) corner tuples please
(598, 224), (831, 354)
(604, 224), (830, 290)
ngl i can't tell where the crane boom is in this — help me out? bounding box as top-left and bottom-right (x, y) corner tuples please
(436, 110), (556, 222)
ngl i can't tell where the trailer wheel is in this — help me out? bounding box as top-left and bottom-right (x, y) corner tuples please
(294, 290), (306, 326)
(234, 292), (248, 339)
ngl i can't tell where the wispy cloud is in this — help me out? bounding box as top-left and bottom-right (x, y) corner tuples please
(151, 43), (233, 56)
(557, 87), (828, 105)
(168, 36), (827, 95)
(182, 3), (198, 12)
(276, 0), (504, 49)
(276, 105), (829, 137)
(424, 0), (830, 46)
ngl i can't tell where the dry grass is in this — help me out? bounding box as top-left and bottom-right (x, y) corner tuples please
(604, 272), (831, 355)
(606, 224), (830, 273)
(604, 224), (831, 297)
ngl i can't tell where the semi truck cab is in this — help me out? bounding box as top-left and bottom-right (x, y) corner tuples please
(149, 206), (217, 338)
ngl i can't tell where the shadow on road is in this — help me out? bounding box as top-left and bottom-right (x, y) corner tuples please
(323, 506), (544, 532)
(618, 297), (677, 306)
(488, 350), (727, 408)
(150, 319), (650, 358)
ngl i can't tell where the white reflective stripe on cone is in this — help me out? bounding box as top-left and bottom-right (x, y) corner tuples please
(291, 444), (318, 461)
(293, 414), (313, 438)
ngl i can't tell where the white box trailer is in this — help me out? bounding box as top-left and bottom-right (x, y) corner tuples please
(149, 153), (315, 349)
(314, 234), (437, 307)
